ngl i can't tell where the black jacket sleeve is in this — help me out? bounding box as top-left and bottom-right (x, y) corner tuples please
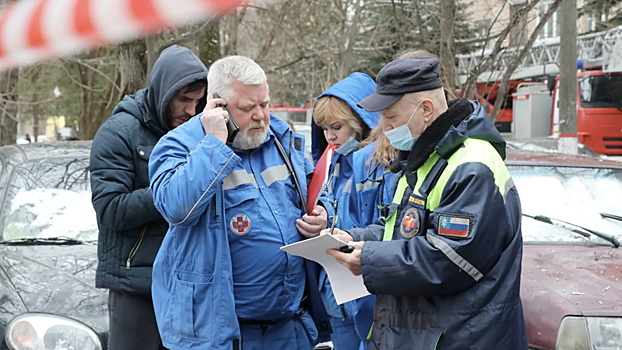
(90, 115), (163, 231)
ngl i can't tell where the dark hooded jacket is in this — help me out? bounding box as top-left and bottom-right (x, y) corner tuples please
(348, 99), (527, 350)
(90, 45), (208, 294)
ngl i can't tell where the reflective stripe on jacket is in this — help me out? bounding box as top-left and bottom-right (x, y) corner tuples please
(348, 100), (528, 350)
(341, 142), (397, 230)
(313, 73), (380, 322)
(149, 115), (330, 349)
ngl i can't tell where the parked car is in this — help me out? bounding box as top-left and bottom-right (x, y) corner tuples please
(507, 148), (622, 349)
(0, 141), (107, 350)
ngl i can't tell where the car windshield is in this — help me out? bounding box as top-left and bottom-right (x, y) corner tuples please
(0, 156), (96, 242)
(509, 164), (622, 244)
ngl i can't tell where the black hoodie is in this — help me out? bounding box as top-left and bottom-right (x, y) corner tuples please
(90, 45), (208, 293)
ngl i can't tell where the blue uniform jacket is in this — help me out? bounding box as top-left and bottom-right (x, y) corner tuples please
(149, 115), (332, 349)
(311, 73), (380, 320)
(313, 72), (381, 226)
(341, 142), (397, 230)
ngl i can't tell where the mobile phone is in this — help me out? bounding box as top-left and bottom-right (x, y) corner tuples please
(339, 244), (354, 254)
(213, 93), (239, 144)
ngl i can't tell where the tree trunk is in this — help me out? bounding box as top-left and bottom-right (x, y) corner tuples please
(491, 0), (562, 121)
(198, 21), (221, 67)
(440, 0), (457, 95)
(0, 68), (19, 146)
(461, 0), (541, 102)
(0, 0), (18, 146)
(71, 49), (123, 140)
(118, 39), (148, 96)
(144, 32), (171, 79)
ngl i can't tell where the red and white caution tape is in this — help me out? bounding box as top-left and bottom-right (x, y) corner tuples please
(0, 0), (243, 70)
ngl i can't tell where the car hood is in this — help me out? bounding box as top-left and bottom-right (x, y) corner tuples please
(521, 244), (622, 347)
(0, 244), (107, 332)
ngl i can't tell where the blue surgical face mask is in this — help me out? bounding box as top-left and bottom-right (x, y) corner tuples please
(384, 102), (422, 151)
(335, 134), (360, 155)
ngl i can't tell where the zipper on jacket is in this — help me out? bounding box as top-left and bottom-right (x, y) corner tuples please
(126, 225), (148, 269)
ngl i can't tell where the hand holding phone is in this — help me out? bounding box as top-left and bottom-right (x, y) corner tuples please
(213, 93), (239, 144)
(338, 244), (354, 253)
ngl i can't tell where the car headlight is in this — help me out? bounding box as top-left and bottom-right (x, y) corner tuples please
(557, 316), (622, 350)
(5, 313), (103, 350)
(587, 317), (622, 350)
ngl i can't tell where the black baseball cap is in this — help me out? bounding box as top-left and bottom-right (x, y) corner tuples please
(358, 57), (443, 112)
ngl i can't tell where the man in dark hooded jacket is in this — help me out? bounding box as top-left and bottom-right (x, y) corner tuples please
(90, 44), (207, 349)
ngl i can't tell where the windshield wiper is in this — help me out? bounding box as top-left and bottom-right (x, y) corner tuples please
(523, 213), (620, 248)
(0, 236), (84, 245)
(600, 212), (622, 222)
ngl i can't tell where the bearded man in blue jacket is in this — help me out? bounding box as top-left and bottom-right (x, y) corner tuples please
(149, 55), (331, 350)
(90, 45), (207, 350)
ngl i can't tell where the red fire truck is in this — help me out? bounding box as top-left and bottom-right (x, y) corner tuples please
(475, 80), (536, 133)
(460, 26), (622, 155)
(476, 69), (622, 155)
(551, 70), (622, 154)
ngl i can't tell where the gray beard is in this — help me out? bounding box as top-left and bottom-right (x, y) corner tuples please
(231, 127), (268, 150)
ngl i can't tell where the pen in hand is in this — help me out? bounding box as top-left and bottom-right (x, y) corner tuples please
(329, 215), (338, 235)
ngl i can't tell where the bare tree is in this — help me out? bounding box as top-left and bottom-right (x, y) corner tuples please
(118, 39), (148, 96)
(490, 0), (562, 120)
(0, 68), (19, 146)
(60, 48), (122, 140)
(440, 0), (458, 93)
(460, 0), (542, 103)
(0, 0), (18, 146)
(219, 0), (370, 104)
(19, 66), (43, 142)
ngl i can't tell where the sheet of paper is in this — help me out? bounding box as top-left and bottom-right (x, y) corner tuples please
(281, 234), (370, 304)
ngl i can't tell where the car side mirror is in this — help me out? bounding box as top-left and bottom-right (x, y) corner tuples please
(546, 76), (556, 93)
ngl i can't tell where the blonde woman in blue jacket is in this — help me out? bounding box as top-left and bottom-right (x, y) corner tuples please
(312, 72), (380, 350)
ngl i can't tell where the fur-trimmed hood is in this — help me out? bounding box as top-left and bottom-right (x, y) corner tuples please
(390, 98), (506, 173)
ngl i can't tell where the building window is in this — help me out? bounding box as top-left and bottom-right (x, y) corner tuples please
(536, 1), (558, 39)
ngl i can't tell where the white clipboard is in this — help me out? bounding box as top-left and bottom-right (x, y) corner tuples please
(280, 234), (370, 304)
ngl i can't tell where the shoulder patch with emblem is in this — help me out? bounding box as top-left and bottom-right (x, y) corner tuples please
(400, 207), (420, 238)
(438, 215), (471, 238)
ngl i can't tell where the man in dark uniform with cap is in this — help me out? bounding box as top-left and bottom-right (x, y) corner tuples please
(327, 57), (528, 350)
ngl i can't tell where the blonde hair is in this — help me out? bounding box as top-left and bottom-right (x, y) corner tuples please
(360, 125), (396, 168)
(313, 96), (370, 141)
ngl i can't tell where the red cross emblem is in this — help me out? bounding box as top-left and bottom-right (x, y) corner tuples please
(400, 207), (419, 238)
(230, 213), (251, 235)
